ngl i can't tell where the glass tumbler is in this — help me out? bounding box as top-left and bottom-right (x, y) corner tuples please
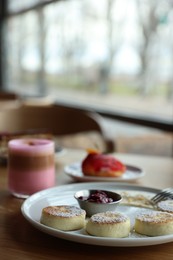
(8, 138), (55, 198)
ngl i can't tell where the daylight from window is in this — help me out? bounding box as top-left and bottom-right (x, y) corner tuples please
(5, 0), (173, 122)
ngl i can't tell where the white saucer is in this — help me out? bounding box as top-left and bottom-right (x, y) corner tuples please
(64, 162), (145, 182)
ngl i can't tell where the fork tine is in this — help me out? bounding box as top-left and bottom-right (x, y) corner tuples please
(152, 188), (173, 199)
(151, 188), (173, 203)
(153, 189), (173, 200)
(153, 189), (173, 199)
(153, 194), (173, 203)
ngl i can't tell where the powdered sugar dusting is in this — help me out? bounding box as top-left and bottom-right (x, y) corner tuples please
(44, 205), (86, 218)
(136, 211), (173, 223)
(157, 200), (173, 213)
(91, 211), (129, 224)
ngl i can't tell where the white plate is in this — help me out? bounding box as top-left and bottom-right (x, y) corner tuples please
(21, 182), (173, 247)
(64, 162), (145, 182)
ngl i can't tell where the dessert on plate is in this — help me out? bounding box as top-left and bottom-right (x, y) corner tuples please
(134, 211), (173, 236)
(157, 200), (173, 213)
(40, 205), (86, 231)
(86, 211), (130, 238)
(81, 149), (126, 177)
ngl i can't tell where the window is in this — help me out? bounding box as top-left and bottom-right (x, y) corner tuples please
(1, 0), (173, 127)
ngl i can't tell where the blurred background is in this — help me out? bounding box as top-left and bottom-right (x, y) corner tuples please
(0, 0), (173, 157)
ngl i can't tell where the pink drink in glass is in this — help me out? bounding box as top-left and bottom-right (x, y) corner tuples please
(8, 139), (55, 198)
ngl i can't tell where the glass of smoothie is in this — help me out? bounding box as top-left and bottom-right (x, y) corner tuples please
(8, 138), (55, 198)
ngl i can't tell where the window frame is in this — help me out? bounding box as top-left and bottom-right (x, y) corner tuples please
(0, 0), (172, 133)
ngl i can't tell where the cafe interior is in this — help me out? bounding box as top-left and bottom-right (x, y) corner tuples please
(0, 1), (173, 259)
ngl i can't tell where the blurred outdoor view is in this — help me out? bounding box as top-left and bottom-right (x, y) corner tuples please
(4, 0), (173, 122)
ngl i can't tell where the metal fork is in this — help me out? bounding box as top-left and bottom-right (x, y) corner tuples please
(151, 187), (173, 204)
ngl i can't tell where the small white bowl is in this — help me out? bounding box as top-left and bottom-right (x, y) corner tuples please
(74, 189), (122, 217)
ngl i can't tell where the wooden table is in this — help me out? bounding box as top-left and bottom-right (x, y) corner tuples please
(0, 149), (173, 260)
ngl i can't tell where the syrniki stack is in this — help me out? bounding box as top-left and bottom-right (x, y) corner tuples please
(134, 211), (173, 236)
(40, 205), (86, 231)
(86, 211), (130, 238)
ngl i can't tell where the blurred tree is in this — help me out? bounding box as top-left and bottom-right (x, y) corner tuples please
(136, 0), (173, 100)
(136, 0), (158, 96)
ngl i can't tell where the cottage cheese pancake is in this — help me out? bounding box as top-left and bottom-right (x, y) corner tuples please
(40, 205), (86, 231)
(134, 211), (173, 236)
(157, 200), (173, 213)
(86, 211), (130, 238)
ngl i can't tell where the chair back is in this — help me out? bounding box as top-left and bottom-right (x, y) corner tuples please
(0, 104), (113, 152)
(0, 104), (102, 134)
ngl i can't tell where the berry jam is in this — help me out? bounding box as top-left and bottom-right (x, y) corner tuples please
(79, 190), (114, 203)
